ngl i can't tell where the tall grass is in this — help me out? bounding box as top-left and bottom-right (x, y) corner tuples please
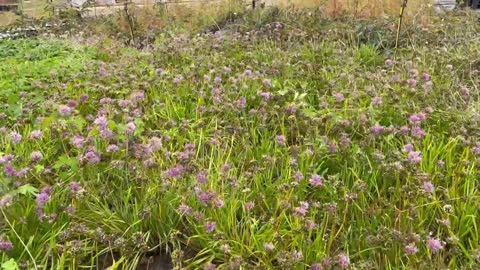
(1, 4), (480, 270)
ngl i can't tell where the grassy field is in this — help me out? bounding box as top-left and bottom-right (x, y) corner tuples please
(0, 6), (480, 270)
(0, 0), (436, 27)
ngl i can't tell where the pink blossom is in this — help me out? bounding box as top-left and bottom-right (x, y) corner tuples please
(309, 175), (323, 187)
(427, 238), (443, 254)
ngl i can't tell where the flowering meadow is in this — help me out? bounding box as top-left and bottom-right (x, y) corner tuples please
(0, 8), (480, 270)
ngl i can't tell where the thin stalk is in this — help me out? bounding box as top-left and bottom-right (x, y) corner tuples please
(1, 208), (38, 269)
(124, 1), (136, 45)
(393, 0), (408, 69)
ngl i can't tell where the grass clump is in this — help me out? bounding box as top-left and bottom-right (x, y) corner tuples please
(0, 7), (480, 270)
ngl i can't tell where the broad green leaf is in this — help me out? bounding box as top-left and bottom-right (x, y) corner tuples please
(17, 184), (39, 196)
(1, 259), (19, 270)
(53, 155), (79, 171)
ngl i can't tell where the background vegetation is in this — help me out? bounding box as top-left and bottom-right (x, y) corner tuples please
(0, 1), (479, 270)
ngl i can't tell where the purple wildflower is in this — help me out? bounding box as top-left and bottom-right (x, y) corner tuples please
(29, 130), (43, 140)
(173, 75), (183, 84)
(0, 240), (13, 251)
(220, 244), (230, 253)
(329, 143), (337, 153)
(245, 201), (255, 211)
(427, 238), (443, 254)
(94, 116), (108, 128)
(0, 154), (14, 164)
(177, 203), (193, 215)
(71, 135), (86, 148)
(422, 72), (431, 81)
(99, 128), (115, 139)
(263, 79), (272, 87)
(196, 171), (208, 184)
(213, 197), (224, 208)
(4, 164), (16, 177)
(204, 221), (216, 233)
(100, 98), (113, 105)
(294, 201), (310, 217)
(198, 192), (212, 204)
(236, 96), (247, 109)
(371, 96), (383, 105)
(70, 181), (82, 194)
(411, 127), (426, 139)
(403, 143), (414, 153)
(423, 181), (435, 193)
(80, 94), (89, 103)
(472, 143), (480, 155)
(149, 137), (162, 151)
(400, 125), (410, 135)
(9, 131), (22, 144)
(391, 75), (400, 83)
(143, 158), (157, 168)
(410, 69), (419, 77)
(221, 163), (230, 173)
(305, 220), (317, 231)
(337, 254), (350, 269)
(292, 249), (303, 262)
(167, 165), (184, 178)
(0, 195), (13, 207)
(370, 125), (385, 136)
(409, 114), (424, 125)
(461, 87), (470, 98)
(155, 68), (164, 75)
(310, 263), (323, 270)
(107, 144), (119, 152)
(292, 171), (304, 182)
(99, 62), (107, 76)
(275, 135), (286, 146)
(67, 100), (78, 108)
(36, 192), (50, 208)
(286, 104), (297, 114)
(263, 242), (275, 252)
(407, 151), (422, 164)
(58, 105), (72, 116)
(126, 122), (136, 135)
(66, 204), (75, 216)
(259, 92), (271, 101)
(309, 175), (323, 187)
(385, 59), (393, 66)
(84, 150), (100, 164)
(15, 168), (28, 178)
(133, 91), (145, 101)
(30, 151), (43, 162)
(404, 243), (419, 255)
(334, 92), (344, 102)
(407, 78), (417, 88)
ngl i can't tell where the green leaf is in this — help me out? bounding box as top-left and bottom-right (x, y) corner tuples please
(53, 155), (79, 171)
(17, 184), (39, 196)
(34, 164), (45, 173)
(277, 89), (288, 96)
(106, 257), (125, 270)
(107, 120), (117, 131)
(1, 259), (19, 270)
(73, 117), (87, 131)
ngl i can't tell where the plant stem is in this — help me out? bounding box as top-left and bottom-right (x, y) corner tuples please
(1, 207), (38, 270)
(393, 0), (408, 69)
